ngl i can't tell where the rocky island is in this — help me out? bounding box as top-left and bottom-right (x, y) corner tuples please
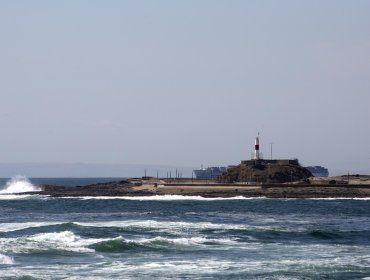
(218, 159), (313, 183)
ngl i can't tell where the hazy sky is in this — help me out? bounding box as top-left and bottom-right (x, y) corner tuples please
(1, 1), (369, 175)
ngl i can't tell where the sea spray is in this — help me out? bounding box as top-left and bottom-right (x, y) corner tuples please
(0, 176), (41, 194)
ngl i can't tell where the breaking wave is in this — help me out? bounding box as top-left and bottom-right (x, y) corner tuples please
(0, 230), (238, 255)
(0, 231), (98, 254)
(0, 253), (14, 264)
(89, 238), (142, 253)
(89, 236), (238, 253)
(0, 176), (41, 194)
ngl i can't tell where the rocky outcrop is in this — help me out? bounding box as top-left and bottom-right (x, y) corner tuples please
(39, 180), (150, 197)
(219, 159), (312, 183)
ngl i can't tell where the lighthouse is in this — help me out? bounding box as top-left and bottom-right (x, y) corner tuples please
(254, 134), (260, 160)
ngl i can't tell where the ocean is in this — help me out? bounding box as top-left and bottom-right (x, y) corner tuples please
(0, 177), (369, 279)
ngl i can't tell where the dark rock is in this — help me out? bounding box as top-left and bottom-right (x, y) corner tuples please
(219, 159), (312, 183)
(39, 180), (138, 197)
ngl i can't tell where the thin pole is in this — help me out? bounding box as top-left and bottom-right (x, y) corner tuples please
(270, 143), (273, 160)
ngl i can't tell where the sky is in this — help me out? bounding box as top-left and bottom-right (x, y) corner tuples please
(0, 1), (369, 176)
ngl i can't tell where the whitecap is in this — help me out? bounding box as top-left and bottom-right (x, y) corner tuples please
(133, 236), (240, 247)
(0, 222), (65, 233)
(27, 231), (98, 252)
(0, 194), (48, 200)
(0, 253), (14, 264)
(0, 231), (106, 254)
(75, 195), (266, 201)
(77, 220), (244, 231)
(76, 219), (306, 234)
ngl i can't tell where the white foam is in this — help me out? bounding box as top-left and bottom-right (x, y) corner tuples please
(0, 231), (104, 253)
(0, 194), (48, 200)
(133, 236), (239, 247)
(75, 195), (266, 201)
(77, 220), (243, 231)
(0, 176), (41, 194)
(0, 222), (65, 233)
(0, 219), (300, 237)
(76, 219), (304, 234)
(0, 245), (369, 278)
(0, 220), (307, 239)
(0, 253), (14, 264)
(104, 258), (281, 274)
(309, 197), (370, 200)
(0, 194), (34, 200)
(27, 231), (98, 252)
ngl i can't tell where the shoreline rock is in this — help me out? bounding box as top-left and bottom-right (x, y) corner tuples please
(16, 178), (370, 198)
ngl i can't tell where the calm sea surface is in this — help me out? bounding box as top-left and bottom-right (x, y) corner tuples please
(0, 177), (369, 279)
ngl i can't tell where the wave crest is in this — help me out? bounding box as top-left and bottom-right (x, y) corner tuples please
(89, 238), (141, 253)
(90, 236), (239, 253)
(0, 176), (41, 194)
(0, 253), (14, 264)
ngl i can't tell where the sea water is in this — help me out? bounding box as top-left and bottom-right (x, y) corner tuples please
(0, 177), (369, 279)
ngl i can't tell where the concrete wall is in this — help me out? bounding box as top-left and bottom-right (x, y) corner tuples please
(241, 159), (299, 166)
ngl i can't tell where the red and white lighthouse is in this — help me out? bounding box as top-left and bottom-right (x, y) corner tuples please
(254, 134), (260, 160)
